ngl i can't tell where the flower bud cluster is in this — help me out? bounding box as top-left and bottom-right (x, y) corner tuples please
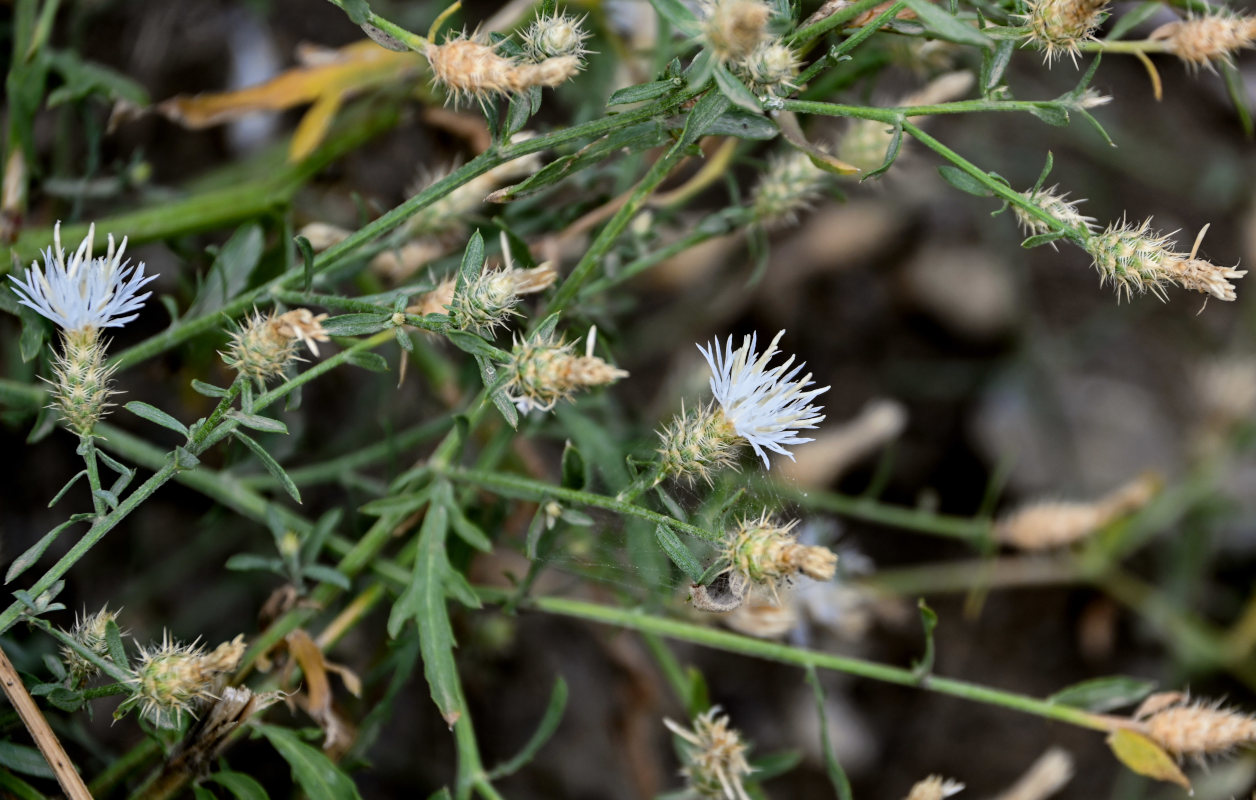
(62, 606), (121, 688)
(724, 514), (838, 598)
(522, 12), (591, 61)
(126, 634), (246, 728)
(448, 262), (557, 333)
(1151, 11), (1256, 71)
(503, 329), (628, 413)
(222, 308), (330, 387)
(663, 707), (755, 800)
(1134, 692), (1256, 761)
(1022, 0), (1110, 63)
(425, 16), (586, 106)
(1014, 186), (1097, 238)
(750, 151), (828, 228)
(1086, 218), (1245, 302)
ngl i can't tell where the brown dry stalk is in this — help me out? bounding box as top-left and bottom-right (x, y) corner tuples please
(0, 643), (92, 800)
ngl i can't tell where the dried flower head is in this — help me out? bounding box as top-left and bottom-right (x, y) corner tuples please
(10, 221), (156, 334)
(425, 33), (581, 106)
(1021, 0), (1110, 64)
(222, 308), (330, 387)
(994, 747), (1074, 800)
(1014, 186), (1097, 239)
(750, 150), (828, 228)
(700, 330), (829, 467)
(522, 11), (591, 61)
(1135, 692), (1256, 761)
(62, 606), (122, 687)
(700, 0), (772, 63)
(994, 474), (1158, 550)
(503, 327), (628, 413)
(906, 775), (965, 800)
(1150, 11), (1256, 72)
(125, 633), (246, 728)
(737, 40), (800, 97)
(1087, 218), (1245, 302)
(723, 513), (838, 601)
(664, 707), (755, 800)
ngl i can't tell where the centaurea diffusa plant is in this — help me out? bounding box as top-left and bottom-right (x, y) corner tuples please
(660, 330), (828, 481)
(503, 327), (628, 413)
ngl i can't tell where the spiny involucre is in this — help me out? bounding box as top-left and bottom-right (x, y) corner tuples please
(125, 634), (246, 728)
(425, 20), (585, 105)
(1150, 10), (1256, 71)
(1134, 692), (1256, 761)
(664, 707), (756, 800)
(1086, 219), (1245, 302)
(503, 328), (628, 413)
(1014, 185), (1097, 239)
(1021, 0), (1110, 63)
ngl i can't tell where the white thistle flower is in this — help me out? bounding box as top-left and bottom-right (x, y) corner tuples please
(697, 330), (829, 467)
(10, 221), (156, 333)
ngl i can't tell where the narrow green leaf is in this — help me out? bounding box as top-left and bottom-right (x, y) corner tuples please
(91, 489), (118, 510)
(104, 619), (129, 670)
(459, 230), (486, 286)
(7, 519), (81, 584)
(209, 769), (271, 800)
(346, 351), (390, 372)
(560, 441), (586, 490)
(256, 724), (363, 800)
(654, 525), (704, 583)
(446, 331), (508, 361)
(1105, 1), (1161, 41)
(125, 401), (188, 436)
(193, 786), (215, 800)
(295, 234), (316, 293)
(45, 50), (150, 106)
(0, 766), (47, 800)
(448, 505), (493, 553)
(224, 554), (286, 573)
(187, 224), (264, 317)
(1031, 151), (1054, 194)
(679, 92), (732, 148)
(191, 379), (229, 398)
(358, 491), (430, 516)
(1027, 103), (1070, 127)
(0, 741), (55, 780)
(320, 313), (393, 336)
(47, 470), (87, 508)
(302, 564), (352, 590)
(475, 354), (519, 429)
(387, 488), (464, 725)
(937, 165), (993, 196)
(1021, 230), (1072, 249)
(713, 66), (762, 114)
(1048, 676), (1157, 712)
(608, 78), (682, 106)
(806, 666), (853, 800)
(901, 0), (992, 47)
(233, 431), (301, 503)
(911, 599), (938, 679)
(487, 677), (569, 779)
(227, 412), (289, 435)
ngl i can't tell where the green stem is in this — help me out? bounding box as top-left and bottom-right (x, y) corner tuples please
(324, 0), (429, 50)
(788, 0), (888, 47)
(1081, 39), (1171, 54)
(437, 466), (720, 542)
(81, 437), (105, 517)
(783, 97), (1076, 120)
(490, 589), (1123, 733)
(772, 481), (991, 542)
(87, 738), (162, 797)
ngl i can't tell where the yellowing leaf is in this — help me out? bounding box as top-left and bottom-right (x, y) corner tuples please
(291, 91), (346, 162)
(146, 40), (421, 161)
(776, 110), (862, 175)
(1106, 729), (1190, 790)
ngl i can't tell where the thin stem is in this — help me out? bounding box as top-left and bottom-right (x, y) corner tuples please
(81, 437), (105, 517)
(1081, 39), (1171, 54)
(0, 643), (92, 800)
(490, 589), (1124, 733)
(438, 466), (721, 542)
(325, 0), (429, 50)
(772, 480), (991, 542)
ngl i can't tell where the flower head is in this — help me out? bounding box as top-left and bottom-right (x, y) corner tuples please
(503, 327), (628, 413)
(124, 633), (245, 729)
(664, 707), (755, 800)
(10, 222), (156, 333)
(698, 330), (828, 467)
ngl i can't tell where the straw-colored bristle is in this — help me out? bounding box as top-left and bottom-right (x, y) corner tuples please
(1022, 0), (1110, 63)
(906, 774), (965, 800)
(1137, 694), (1256, 760)
(425, 35), (581, 105)
(1151, 12), (1256, 71)
(995, 475), (1158, 550)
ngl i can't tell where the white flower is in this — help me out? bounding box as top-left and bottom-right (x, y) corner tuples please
(10, 222), (156, 333)
(698, 330), (828, 467)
